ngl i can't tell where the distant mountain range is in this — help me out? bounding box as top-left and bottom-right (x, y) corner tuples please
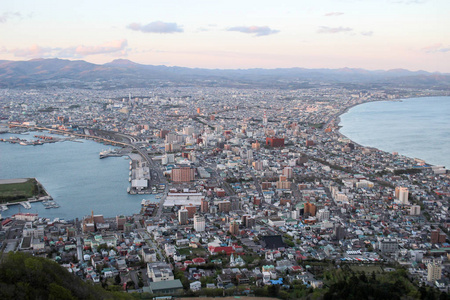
(0, 58), (449, 89)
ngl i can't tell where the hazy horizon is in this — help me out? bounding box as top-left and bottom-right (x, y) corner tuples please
(1, 0), (449, 72)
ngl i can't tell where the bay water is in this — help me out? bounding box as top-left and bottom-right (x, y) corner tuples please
(340, 96), (450, 169)
(0, 131), (154, 220)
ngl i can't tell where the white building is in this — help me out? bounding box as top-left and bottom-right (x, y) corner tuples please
(193, 214), (205, 232)
(427, 260), (442, 282)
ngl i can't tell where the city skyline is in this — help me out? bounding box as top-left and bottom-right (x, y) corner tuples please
(1, 0), (449, 72)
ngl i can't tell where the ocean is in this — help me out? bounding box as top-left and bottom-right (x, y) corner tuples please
(0, 131), (155, 220)
(339, 96), (450, 169)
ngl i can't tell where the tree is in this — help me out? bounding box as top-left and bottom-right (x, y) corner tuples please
(115, 274), (121, 285)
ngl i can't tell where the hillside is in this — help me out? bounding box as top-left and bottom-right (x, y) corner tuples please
(0, 58), (449, 89)
(0, 252), (133, 300)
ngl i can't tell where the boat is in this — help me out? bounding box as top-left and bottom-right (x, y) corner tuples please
(99, 149), (113, 159)
(1, 205), (8, 211)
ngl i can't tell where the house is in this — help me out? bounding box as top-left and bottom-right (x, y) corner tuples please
(141, 247), (157, 263)
(192, 257), (206, 265)
(190, 281), (202, 291)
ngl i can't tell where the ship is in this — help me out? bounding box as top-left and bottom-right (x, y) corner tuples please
(99, 149), (113, 159)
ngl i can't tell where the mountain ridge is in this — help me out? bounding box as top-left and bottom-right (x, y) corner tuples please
(0, 58), (449, 89)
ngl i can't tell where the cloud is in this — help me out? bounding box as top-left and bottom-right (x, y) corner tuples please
(317, 26), (353, 34)
(324, 12), (344, 17)
(127, 21), (183, 33)
(10, 44), (52, 57)
(6, 39), (129, 58)
(361, 31), (374, 36)
(391, 0), (428, 4)
(0, 11), (22, 23)
(227, 26), (280, 36)
(422, 43), (450, 53)
(61, 39), (128, 57)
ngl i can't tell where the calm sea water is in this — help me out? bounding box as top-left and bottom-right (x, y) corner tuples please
(0, 131), (155, 220)
(340, 96), (450, 169)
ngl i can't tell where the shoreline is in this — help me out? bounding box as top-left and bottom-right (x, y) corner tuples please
(335, 95), (449, 169)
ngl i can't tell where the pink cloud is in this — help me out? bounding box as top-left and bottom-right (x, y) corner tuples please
(5, 40), (129, 58)
(227, 25), (280, 36)
(317, 26), (353, 34)
(422, 43), (450, 53)
(324, 12), (344, 17)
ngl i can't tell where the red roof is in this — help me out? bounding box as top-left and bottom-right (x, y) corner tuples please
(208, 246), (235, 255)
(192, 257), (206, 264)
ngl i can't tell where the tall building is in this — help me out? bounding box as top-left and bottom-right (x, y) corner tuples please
(304, 201), (316, 217)
(193, 214), (205, 232)
(217, 201), (231, 213)
(317, 208), (330, 222)
(178, 209), (188, 225)
(185, 205), (197, 218)
(201, 199), (209, 213)
(229, 220), (239, 235)
(252, 161), (263, 171)
(171, 166), (195, 182)
(395, 187), (409, 204)
(334, 224), (346, 241)
(427, 260), (442, 282)
(431, 228), (447, 244)
(282, 167), (293, 179)
(410, 205), (421, 216)
(265, 137), (284, 148)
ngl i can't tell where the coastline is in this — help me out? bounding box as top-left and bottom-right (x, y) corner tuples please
(335, 96), (449, 169)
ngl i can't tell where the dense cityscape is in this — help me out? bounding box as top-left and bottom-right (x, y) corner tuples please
(1, 82), (450, 299)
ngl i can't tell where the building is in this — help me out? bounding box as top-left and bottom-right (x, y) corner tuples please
(217, 200), (231, 213)
(229, 220), (239, 235)
(266, 137), (284, 148)
(317, 208), (330, 222)
(147, 262), (174, 282)
(185, 205), (197, 218)
(431, 229), (447, 244)
(193, 214), (205, 232)
(178, 208), (188, 225)
(410, 205), (421, 216)
(116, 215), (126, 231)
(377, 238), (398, 253)
(201, 199), (209, 213)
(395, 187), (409, 205)
(148, 280), (183, 295)
(427, 261), (442, 282)
(171, 166), (195, 182)
(282, 167), (293, 179)
(304, 201), (316, 217)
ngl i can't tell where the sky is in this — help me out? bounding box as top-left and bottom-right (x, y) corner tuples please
(1, 0), (449, 72)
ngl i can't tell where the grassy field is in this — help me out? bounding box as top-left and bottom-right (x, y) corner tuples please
(0, 178), (42, 203)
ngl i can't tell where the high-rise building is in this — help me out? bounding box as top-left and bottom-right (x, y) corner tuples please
(431, 229), (447, 244)
(252, 161), (263, 171)
(171, 166), (195, 182)
(410, 205), (421, 216)
(193, 214), (205, 232)
(282, 167), (293, 179)
(217, 201), (231, 213)
(427, 260), (442, 282)
(304, 201), (316, 217)
(185, 205), (197, 218)
(317, 208), (330, 222)
(201, 199), (209, 213)
(398, 187), (409, 204)
(265, 137), (284, 148)
(178, 209), (188, 225)
(229, 220), (239, 235)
